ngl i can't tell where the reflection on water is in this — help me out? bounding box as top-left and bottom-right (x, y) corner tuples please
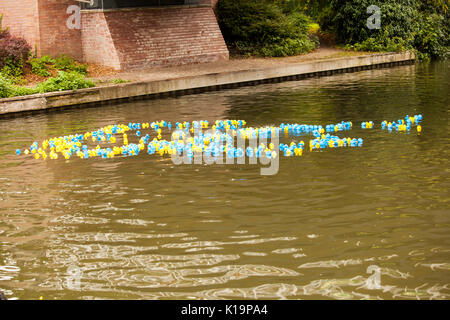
(0, 61), (449, 300)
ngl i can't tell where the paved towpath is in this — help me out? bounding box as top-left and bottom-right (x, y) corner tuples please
(94, 47), (370, 83)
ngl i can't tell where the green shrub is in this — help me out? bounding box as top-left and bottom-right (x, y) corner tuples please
(331, 0), (418, 45)
(72, 64), (88, 75)
(39, 55), (56, 64)
(414, 13), (449, 59)
(0, 15), (31, 85)
(1, 60), (24, 83)
(260, 37), (317, 57)
(54, 55), (88, 75)
(30, 55), (55, 77)
(317, 5), (336, 33)
(1, 71), (95, 98)
(0, 24), (31, 70)
(0, 75), (13, 98)
(11, 86), (38, 97)
(277, 0), (330, 21)
(329, 0), (449, 58)
(0, 75), (38, 98)
(218, 0), (317, 57)
(419, 0), (449, 14)
(54, 55), (75, 70)
(31, 55), (90, 77)
(36, 71), (95, 93)
(345, 30), (408, 53)
(111, 78), (130, 84)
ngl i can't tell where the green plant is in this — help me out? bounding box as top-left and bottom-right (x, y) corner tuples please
(111, 78), (130, 84)
(0, 18), (31, 69)
(1, 60), (24, 83)
(276, 0), (330, 19)
(11, 86), (38, 97)
(0, 74), (38, 98)
(72, 64), (88, 74)
(218, 0), (317, 57)
(331, 0), (418, 45)
(345, 31), (408, 53)
(328, 0), (449, 58)
(30, 55), (55, 77)
(414, 13), (449, 58)
(36, 71), (95, 93)
(54, 55), (88, 75)
(260, 37), (317, 57)
(54, 54), (75, 70)
(0, 75), (13, 98)
(39, 55), (56, 64)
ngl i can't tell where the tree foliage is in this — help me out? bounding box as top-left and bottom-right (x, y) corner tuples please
(217, 0), (317, 57)
(320, 0), (449, 59)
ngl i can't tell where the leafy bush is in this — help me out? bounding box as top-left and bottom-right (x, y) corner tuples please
(0, 75), (13, 98)
(0, 75), (36, 98)
(1, 60), (24, 83)
(419, 0), (449, 14)
(259, 37), (317, 57)
(0, 27), (31, 70)
(54, 55), (88, 75)
(54, 55), (75, 70)
(277, 0), (330, 20)
(36, 71), (95, 93)
(31, 55), (90, 77)
(11, 86), (38, 97)
(0, 71), (95, 99)
(331, 0), (419, 45)
(217, 0), (317, 57)
(328, 0), (449, 58)
(30, 55), (56, 77)
(345, 30), (408, 53)
(413, 13), (449, 59)
(30, 58), (51, 77)
(0, 14), (30, 85)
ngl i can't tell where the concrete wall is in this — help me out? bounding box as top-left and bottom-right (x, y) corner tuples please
(81, 6), (229, 70)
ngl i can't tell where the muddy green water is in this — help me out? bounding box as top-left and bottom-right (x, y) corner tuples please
(0, 61), (449, 300)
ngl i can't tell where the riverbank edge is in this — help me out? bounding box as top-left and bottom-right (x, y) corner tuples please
(0, 51), (415, 117)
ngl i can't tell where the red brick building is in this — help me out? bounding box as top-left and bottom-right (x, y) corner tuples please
(0, 0), (228, 70)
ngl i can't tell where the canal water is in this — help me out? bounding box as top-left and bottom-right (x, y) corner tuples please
(0, 61), (448, 300)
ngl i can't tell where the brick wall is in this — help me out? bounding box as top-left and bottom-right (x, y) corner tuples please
(81, 12), (121, 70)
(0, 0), (82, 59)
(0, 0), (40, 54)
(1, 2), (229, 70)
(81, 7), (229, 70)
(37, 0), (82, 60)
